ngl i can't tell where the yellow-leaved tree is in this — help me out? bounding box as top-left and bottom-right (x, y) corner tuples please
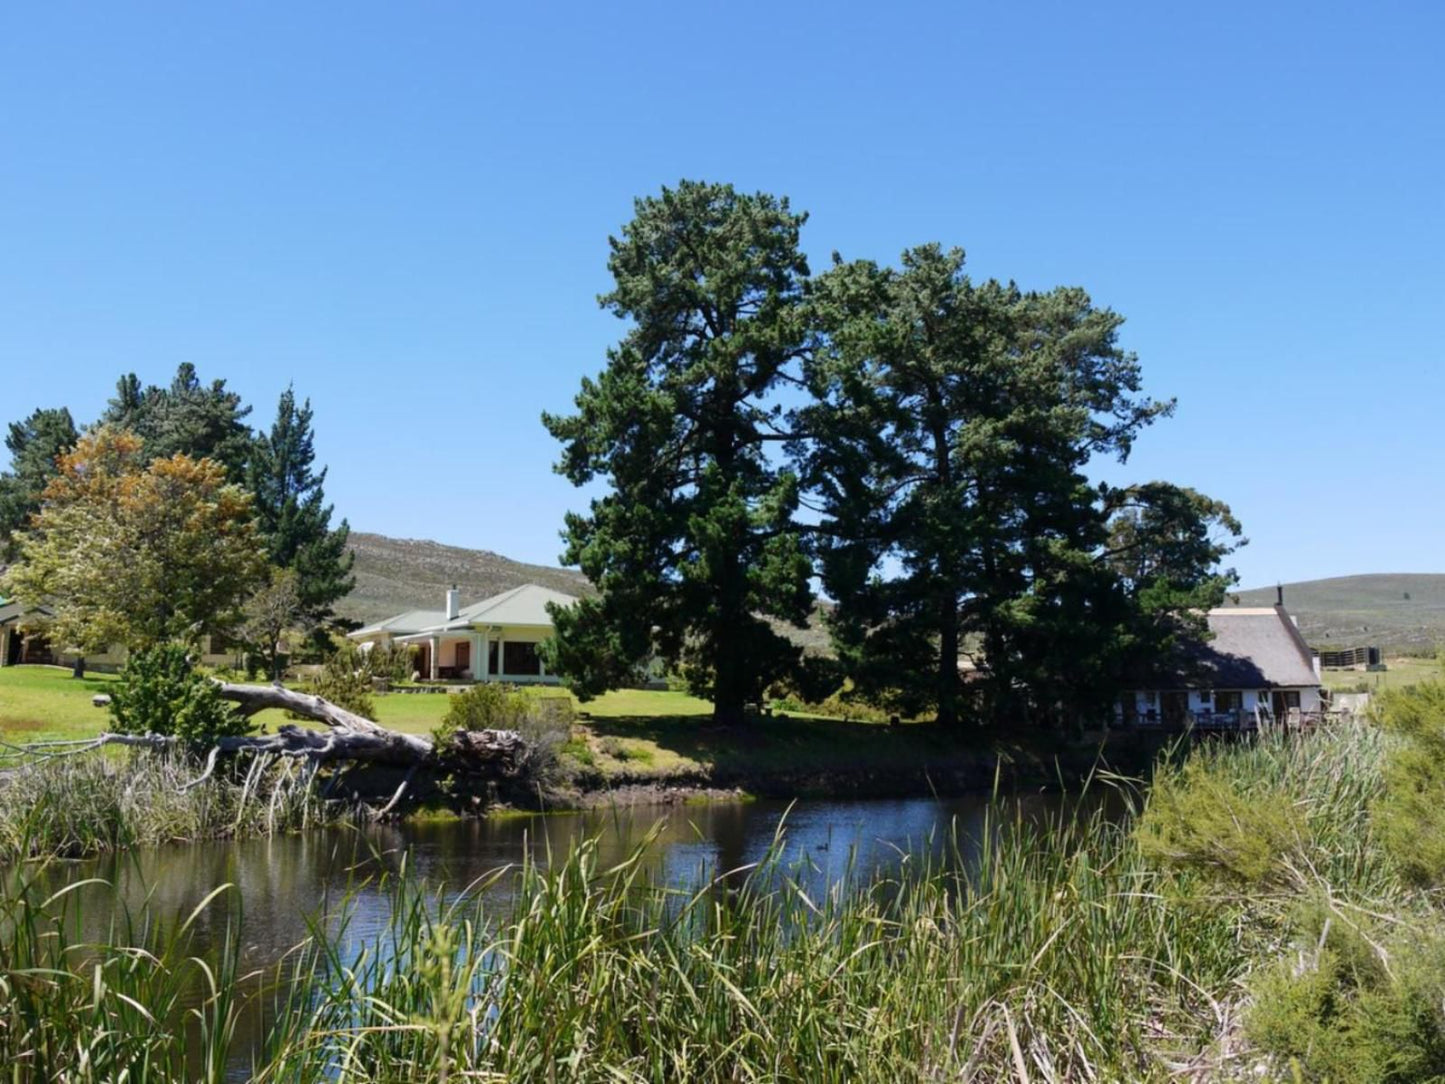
(1, 426), (267, 652)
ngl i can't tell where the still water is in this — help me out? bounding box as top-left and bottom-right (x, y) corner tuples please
(34, 791), (1107, 1074)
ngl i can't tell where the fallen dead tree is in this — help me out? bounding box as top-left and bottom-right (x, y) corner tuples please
(0, 682), (531, 815)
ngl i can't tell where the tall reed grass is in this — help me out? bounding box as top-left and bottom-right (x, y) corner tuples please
(0, 750), (340, 863)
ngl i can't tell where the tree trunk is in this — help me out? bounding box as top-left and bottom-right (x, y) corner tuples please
(202, 682), (525, 774)
(936, 596), (959, 728)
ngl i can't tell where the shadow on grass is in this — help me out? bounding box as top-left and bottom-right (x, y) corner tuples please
(583, 712), (982, 777)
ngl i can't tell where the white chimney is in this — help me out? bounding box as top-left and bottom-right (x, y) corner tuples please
(445, 585), (460, 620)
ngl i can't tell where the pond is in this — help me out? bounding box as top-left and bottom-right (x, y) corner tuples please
(29, 790), (1117, 1075)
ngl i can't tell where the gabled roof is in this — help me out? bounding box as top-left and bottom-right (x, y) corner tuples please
(0, 601), (52, 627)
(349, 609), (447, 639)
(458, 584), (578, 628)
(1154, 606), (1319, 689)
(349, 584), (579, 640)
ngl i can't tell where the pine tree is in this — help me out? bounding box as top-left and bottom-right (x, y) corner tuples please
(247, 387), (355, 625)
(100, 363), (254, 479)
(544, 181), (814, 726)
(0, 407), (79, 562)
(806, 245), (1236, 727)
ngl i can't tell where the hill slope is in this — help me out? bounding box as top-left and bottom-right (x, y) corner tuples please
(1230, 574), (1445, 652)
(338, 533), (589, 626)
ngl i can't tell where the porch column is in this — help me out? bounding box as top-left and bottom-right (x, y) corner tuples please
(480, 633), (490, 680)
(470, 633), (483, 681)
(0, 628), (8, 666)
(429, 636), (439, 681)
(496, 636), (505, 679)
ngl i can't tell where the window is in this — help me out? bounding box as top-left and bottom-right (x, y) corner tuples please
(488, 640), (499, 675)
(1198, 689), (1212, 706)
(1215, 691), (1243, 712)
(502, 640), (542, 676)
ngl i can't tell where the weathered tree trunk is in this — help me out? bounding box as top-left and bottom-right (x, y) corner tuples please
(208, 682), (525, 773)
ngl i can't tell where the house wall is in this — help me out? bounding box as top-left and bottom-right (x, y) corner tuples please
(51, 636), (245, 674)
(384, 625), (563, 684)
(1125, 685), (1322, 723)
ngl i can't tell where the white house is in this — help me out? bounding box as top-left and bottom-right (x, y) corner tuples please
(347, 583), (577, 684)
(1122, 597), (1323, 727)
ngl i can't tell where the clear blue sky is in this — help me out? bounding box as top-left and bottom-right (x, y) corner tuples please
(2, 1), (1441, 589)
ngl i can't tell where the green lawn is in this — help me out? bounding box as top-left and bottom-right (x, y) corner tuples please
(0, 665), (120, 743)
(0, 667), (1035, 789)
(1322, 655), (1441, 694)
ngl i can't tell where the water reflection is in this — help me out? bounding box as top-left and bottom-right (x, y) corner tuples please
(44, 791), (1101, 967)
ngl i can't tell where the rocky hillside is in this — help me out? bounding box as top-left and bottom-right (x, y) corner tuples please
(338, 533), (589, 626)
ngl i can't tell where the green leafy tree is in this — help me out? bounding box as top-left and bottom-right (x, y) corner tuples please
(1, 427), (268, 651)
(109, 644), (251, 743)
(239, 568), (311, 681)
(806, 245), (1236, 727)
(0, 407), (78, 561)
(247, 387), (355, 627)
(100, 363), (254, 480)
(544, 181), (814, 726)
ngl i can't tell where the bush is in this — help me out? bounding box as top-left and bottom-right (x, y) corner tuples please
(1247, 903), (1445, 1083)
(1372, 682), (1445, 886)
(301, 645), (377, 719)
(110, 644), (251, 743)
(437, 686), (576, 787)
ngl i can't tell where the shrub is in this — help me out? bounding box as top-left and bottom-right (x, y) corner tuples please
(110, 644), (251, 743)
(441, 682), (518, 731)
(1247, 903), (1445, 1083)
(437, 686), (576, 787)
(1135, 757), (1307, 889)
(1372, 682), (1445, 886)
(301, 645), (376, 719)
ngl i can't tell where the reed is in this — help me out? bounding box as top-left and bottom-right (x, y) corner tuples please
(0, 750), (342, 863)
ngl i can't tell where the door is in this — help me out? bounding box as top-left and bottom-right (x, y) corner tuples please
(1161, 691), (1189, 726)
(454, 641), (471, 674)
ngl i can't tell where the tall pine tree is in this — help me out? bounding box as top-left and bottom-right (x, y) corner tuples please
(544, 181), (814, 726)
(806, 245), (1236, 727)
(0, 407), (79, 562)
(247, 387), (355, 626)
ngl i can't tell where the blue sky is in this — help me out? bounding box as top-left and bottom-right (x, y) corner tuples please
(1, 1), (1441, 589)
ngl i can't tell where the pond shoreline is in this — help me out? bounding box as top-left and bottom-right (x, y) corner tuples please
(495, 729), (1170, 816)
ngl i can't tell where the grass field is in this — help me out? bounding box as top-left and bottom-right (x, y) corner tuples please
(1321, 655), (1441, 693)
(0, 667), (1010, 788)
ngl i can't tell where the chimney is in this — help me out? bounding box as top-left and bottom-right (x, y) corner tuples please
(445, 585), (460, 620)
(1276, 584), (1284, 608)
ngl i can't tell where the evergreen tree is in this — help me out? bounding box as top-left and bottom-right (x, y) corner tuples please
(100, 363), (254, 479)
(247, 387), (355, 625)
(0, 407), (79, 562)
(806, 245), (1237, 727)
(544, 181), (814, 726)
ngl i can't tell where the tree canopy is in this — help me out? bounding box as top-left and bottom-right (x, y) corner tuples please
(0, 427), (268, 651)
(0, 406), (78, 562)
(805, 244), (1241, 726)
(543, 181), (814, 725)
(247, 387), (355, 628)
(548, 187), (1243, 728)
(99, 363), (254, 481)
